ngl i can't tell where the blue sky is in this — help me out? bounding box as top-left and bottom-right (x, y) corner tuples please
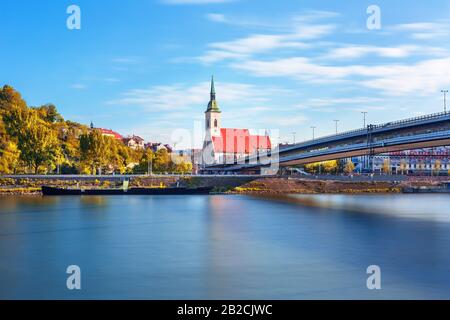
(1, 0), (450, 146)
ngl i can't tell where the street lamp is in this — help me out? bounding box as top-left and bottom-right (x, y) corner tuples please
(441, 90), (448, 113)
(292, 132), (297, 144)
(361, 112), (368, 128)
(333, 120), (339, 134)
(311, 126), (316, 141)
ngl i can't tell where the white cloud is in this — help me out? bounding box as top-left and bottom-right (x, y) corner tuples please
(197, 50), (247, 64)
(231, 57), (348, 81)
(390, 21), (450, 40)
(320, 44), (448, 61)
(258, 115), (308, 127)
(206, 13), (227, 22)
(361, 57), (450, 96)
(305, 97), (383, 107)
(210, 34), (309, 54)
(324, 45), (417, 60)
(111, 57), (141, 64)
(194, 12), (338, 64)
(197, 24), (333, 64)
(206, 10), (339, 29)
(104, 78), (120, 83)
(71, 84), (87, 90)
(107, 81), (284, 111)
(231, 56), (450, 96)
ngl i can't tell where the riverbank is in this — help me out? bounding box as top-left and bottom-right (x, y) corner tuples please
(1, 175), (447, 195)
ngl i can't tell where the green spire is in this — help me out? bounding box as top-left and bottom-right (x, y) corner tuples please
(210, 75), (216, 99)
(206, 75), (221, 113)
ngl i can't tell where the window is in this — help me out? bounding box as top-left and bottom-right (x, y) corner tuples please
(214, 119), (218, 128)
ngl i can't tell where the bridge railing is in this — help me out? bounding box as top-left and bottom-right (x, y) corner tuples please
(273, 130), (450, 166)
(280, 111), (450, 153)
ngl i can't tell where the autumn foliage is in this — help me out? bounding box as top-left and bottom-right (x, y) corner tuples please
(0, 85), (192, 175)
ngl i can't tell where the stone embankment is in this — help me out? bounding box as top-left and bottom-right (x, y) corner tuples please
(0, 175), (446, 195)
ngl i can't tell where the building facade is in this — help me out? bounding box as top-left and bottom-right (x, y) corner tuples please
(352, 147), (450, 174)
(372, 147), (450, 174)
(203, 77), (271, 165)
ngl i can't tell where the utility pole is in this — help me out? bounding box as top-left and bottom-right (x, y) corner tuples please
(311, 126), (316, 141)
(361, 112), (368, 128)
(333, 120), (339, 134)
(292, 132), (297, 144)
(442, 90), (448, 113)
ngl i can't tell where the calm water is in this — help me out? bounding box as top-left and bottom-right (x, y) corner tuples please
(0, 194), (450, 299)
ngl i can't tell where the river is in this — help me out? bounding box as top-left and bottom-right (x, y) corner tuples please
(0, 194), (449, 299)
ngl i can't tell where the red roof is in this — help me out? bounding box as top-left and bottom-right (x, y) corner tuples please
(212, 128), (271, 154)
(99, 128), (123, 140)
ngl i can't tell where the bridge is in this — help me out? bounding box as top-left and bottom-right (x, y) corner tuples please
(204, 112), (450, 173)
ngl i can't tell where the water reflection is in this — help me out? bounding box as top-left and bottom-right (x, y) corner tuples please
(285, 194), (450, 222)
(80, 196), (110, 211)
(0, 194), (449, 299)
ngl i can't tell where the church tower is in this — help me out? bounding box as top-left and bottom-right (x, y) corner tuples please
(205, 76), (221, 138)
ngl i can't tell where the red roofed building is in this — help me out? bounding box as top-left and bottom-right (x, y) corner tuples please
(99, 128), (123, 140)
(203, 77), (271, 164)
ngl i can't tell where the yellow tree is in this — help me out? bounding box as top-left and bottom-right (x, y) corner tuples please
(344, 160), (355, 175)
(3, 106), (60, 173)
(133, 149), (155, 174)
(382, 159), (391, 175)
(322, 160), (338, 173)
(433, 159), (442, 176)
(154, 148), (171, 173)
(174, 161), (193, 174)
(0, 85), (27, 113)
(399, 159), (408, 175)
(79, 129), (111, 175)
(0, 141), (20, 174)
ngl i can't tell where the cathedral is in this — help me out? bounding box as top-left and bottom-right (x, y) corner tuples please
(203, 77), (272, 165)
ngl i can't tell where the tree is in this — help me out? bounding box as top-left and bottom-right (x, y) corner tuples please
(153, 148), (171, 173)
(35, 104), (64, 123)
(170, 154), (193, 174)
(173, 161), (193, 174)
(79, 129), (111, 175)
(0, 85), (27, 113)
(133, 149), (155, 174)
(344, 160), (355, 175)
(322, 160), (338, 173)
(3, 106), (60, 173)
(382, 158), (391, 175)
(0, 141), (20, 174)
(304, 160), (339, 174)
(399, 159), (408, 175)
(433, 159), (442, 176)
